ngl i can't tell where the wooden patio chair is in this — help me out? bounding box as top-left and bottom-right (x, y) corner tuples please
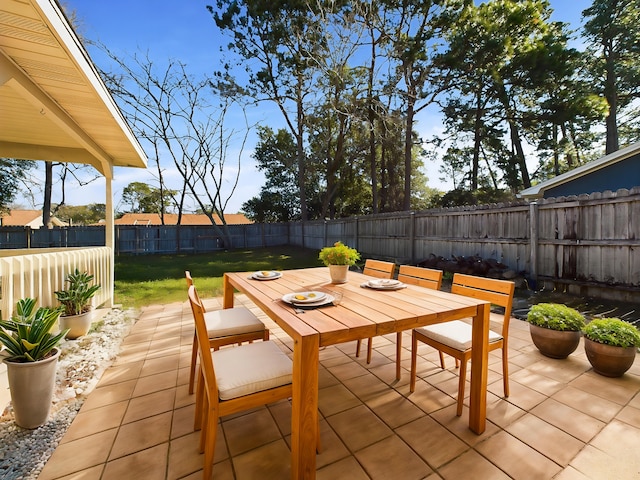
(391, 265), (444, 379)
(355, 259), (396, 363)
(185, 271), (269, 394)
(187, 285), (298, 479)
(409, 273), (515, 416)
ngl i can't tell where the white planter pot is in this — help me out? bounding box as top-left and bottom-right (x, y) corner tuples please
(328, 265), (349, 284)
(4, 348), (61, 429)
(59, 311), (93, 339)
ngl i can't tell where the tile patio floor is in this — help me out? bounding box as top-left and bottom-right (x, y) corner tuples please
(39, 295), (640, 479)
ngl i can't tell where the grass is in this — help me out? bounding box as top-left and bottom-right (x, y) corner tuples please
(114, 246), (323, 309)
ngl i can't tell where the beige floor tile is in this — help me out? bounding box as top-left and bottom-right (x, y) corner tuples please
(396, 416), (469, 468)
(222, 408), (284, 456)
(167, 431), (206, 480)
(326, 404), (392, 452)
(122, 388), (176, 424)
(79, 379), (136, 412)
(365, 389), (424, 429)
(131, 369), (178, 397)
(318, 383), (362, 416)
(616, 404), (640, 429)
(313, 419), (351, 469)
(62, 400), (128, 443)
(327, 359), (370, 381)
(510, 368), (565, 396)
(55, 464), (104, 480)
(429, 404), (501, 447)
(140, 353), (181, 377)
(476, 430), (562, 479)
(499, 379), (548, 411)
(342, 372), (390, 402)
(231, 439), (291, 479)
(553, 466), (593, 480)
(109, 411), (173, 460)
(438, 449), (510, 480)
(102, 443), (168, 480)
(505, 413), (585, 466)
(97, 361), (144, 387)
(551, 385), (622, 422)
(400, 380), (456, 414)
(485, 391), (526, 428)
(569, 444), (638, 479)
(531, 398), (605, 442)
(569, 371), (640, 405)
(317, 456), (370, 480)
(589, 419), (640, 463)
(356, 435), (432, 480)
(38, 429), (118, 480)
(171, 403), (197, 439)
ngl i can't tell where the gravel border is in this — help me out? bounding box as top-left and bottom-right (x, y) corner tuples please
(0, 308), (137, 480)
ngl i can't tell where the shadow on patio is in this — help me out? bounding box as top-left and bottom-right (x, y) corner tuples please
(38, 294), (640, 479)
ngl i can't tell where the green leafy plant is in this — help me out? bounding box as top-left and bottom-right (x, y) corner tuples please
(54, 269), (101, 316)
(319, 241), (360, 266)
(0, 298), (67, 362)
(527, 303), (586, 331)
(583, 318), (640, 348)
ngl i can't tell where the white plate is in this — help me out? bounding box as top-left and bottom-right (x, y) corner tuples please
(251, 271), (282, 280)
(282, 291), (327, 304)
(363, 280), (406, 290)
(282, 293), (335, 308)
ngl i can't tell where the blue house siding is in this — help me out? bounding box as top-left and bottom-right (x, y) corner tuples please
(546, 153), (640, 198)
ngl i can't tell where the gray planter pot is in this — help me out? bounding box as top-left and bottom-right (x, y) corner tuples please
(4, 348), (61, 429)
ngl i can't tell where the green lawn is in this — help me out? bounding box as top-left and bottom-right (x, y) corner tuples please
(114, 246), (323, 308)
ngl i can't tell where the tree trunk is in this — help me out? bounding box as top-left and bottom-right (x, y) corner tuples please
(43, 161), (53, 228)
(604, 46), (618, 154)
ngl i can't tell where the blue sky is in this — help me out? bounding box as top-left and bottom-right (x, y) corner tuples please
(50, 0), (594, 213)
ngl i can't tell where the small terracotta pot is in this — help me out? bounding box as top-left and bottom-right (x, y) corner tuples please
(584, 337), (637, 377)
(529, 324), (581, 359)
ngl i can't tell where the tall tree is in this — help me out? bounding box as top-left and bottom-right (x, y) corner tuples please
(583, 0), (640, 153)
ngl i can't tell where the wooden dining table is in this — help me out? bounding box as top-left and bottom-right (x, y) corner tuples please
(223, 267), (491, 480)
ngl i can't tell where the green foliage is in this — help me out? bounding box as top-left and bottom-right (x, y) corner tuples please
(0, 158), (36, 215)
(0, 298), (66, 362)
(54, 269), (101, 316)
(54, 203), (106, 225)
(527, 303), (586, 331)
(583, 318), (640, 348)
(318, 241), (360, 266)
(121, 182), (177, 214)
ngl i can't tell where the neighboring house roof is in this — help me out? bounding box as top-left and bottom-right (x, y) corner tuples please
(0, 209), (67, 228)
(0, 0), (148, 176)
(519, 141), (640, 200)
(114, 213), (253, 226)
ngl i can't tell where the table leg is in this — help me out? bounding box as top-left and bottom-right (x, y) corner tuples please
(291, 333), (319, 479)
(222, 273), (234, 309)
(469, 302), (490, 434)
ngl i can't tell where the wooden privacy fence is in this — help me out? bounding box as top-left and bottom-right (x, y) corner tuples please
(1, 188), (638, 301)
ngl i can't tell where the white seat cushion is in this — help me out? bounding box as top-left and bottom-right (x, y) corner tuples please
(204, 306), (265, 338)
(213, 341), (292, 401)
(415, 320), (502, 351)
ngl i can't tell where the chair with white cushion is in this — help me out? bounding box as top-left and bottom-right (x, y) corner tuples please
(355, 259), (396, 363)
(185, 271), (268, 394)
(187, 284), (295, 479)
(409, 273), (515, 416)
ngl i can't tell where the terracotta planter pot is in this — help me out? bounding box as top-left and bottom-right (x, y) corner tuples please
(4, 348), (61, 429)
(584, 337), (637, 377)
(529, 324), (581, 359)
(328, 265), (349, 284)
(59, 311), (93, 339)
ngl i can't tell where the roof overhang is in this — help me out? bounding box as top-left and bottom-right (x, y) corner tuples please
(0, 0), (147, 178)
(518, 141), (640, 200)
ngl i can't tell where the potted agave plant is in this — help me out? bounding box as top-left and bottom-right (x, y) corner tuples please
(527, 303), (586, 359)
(0, 298), (67, 429)
(319, 241), (360, 284)
(54, 269), (101, 339)
(583, 317), (640, 377)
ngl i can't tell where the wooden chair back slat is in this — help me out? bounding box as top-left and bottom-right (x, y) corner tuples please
(398, 265), (443, 290)
(363, 259), (395, 279)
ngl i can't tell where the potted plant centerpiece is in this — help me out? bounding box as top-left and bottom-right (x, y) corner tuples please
(527, 303), (585, 359)
(0, 298), (67, 429)
(583, 317), (640, 377)
(319, 241), (360, 284)
(54, 268), (101, 339)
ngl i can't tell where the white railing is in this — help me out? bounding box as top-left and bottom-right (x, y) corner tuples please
(0, 247), (112, 320)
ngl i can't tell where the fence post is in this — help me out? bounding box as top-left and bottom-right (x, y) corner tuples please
(410, 211), (416, 264)
(529, 201), (539, 289)
(323, 220), (328, 247)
